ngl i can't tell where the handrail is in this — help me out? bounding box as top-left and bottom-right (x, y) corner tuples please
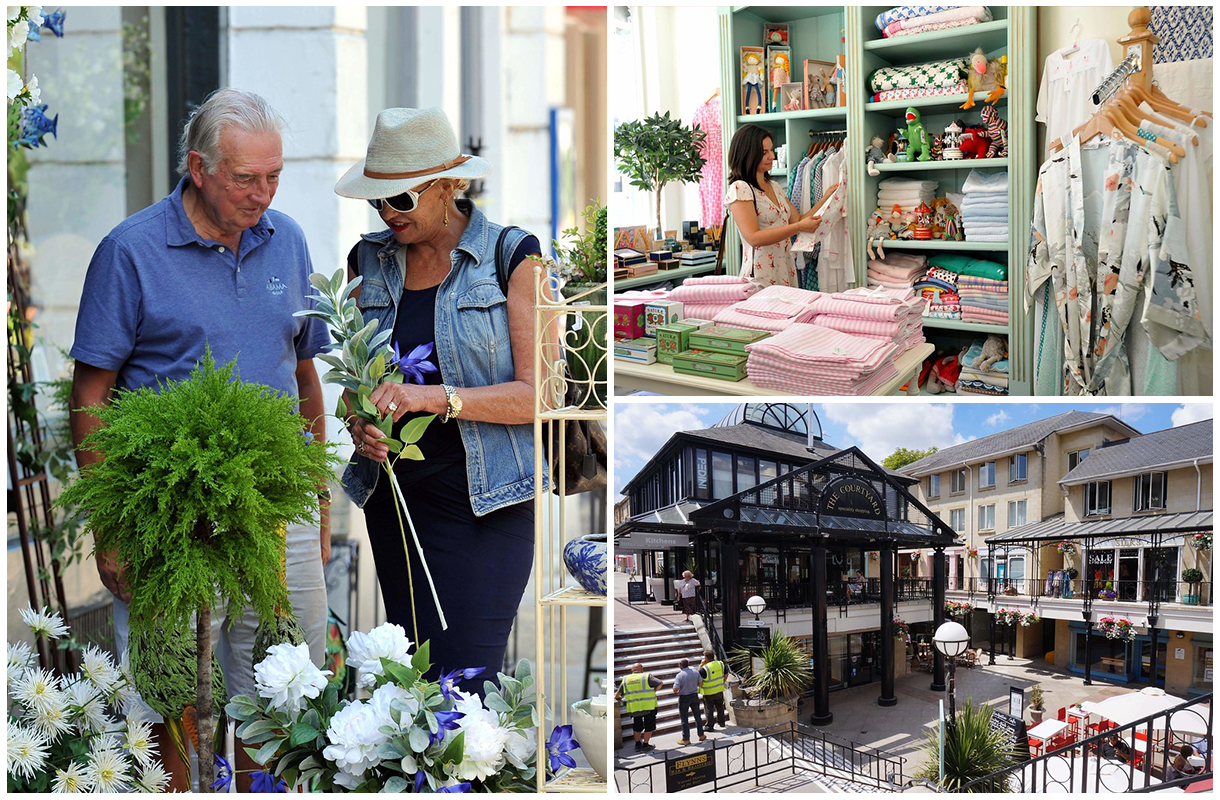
(696, 592), (728, 665)
(959, 692), (1213, 793)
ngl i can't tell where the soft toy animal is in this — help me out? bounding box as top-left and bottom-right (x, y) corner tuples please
(973, 334), (1008, 373)
(980, 105), (1009, 158)
(806, 71), (829, 109)
(929, 135), (943, 161)
(959, 126), (991, 159)
(886, 205), (906, 239)
(866, 135), (887, 176)
(865, 208), (889, 259)
(897, 209), (919, 239)
(961, 48), (1007, 110)
(899, 107), (931, 162)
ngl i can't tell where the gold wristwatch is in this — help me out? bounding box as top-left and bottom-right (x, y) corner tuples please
(442, 384), (463, 422)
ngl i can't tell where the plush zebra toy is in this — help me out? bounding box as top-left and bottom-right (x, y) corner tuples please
(980, 105), (1008, 158)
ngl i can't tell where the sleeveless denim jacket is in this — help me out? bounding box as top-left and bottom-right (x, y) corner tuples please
(340, 200), (541, 516)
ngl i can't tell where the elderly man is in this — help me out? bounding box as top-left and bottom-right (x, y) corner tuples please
(69, 88), (330, 791)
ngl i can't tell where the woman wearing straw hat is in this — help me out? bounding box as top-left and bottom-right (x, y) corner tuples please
(335, 108), (541, 694)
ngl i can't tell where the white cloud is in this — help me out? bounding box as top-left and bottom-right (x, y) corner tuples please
(1172, 404), (1213, 427)
(612, 402), (709, 462)
(1097, 403), (1151, 423)
(821, 404), (966, 462)
(986, 410), (1010, 427)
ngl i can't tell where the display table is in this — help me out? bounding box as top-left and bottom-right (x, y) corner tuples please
(614, 262), (717, 291)
(614, 343), (933, 397)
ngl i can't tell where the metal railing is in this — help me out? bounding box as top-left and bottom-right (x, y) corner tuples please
(697, 592), (728, 665)
(948, 577), (1212, 607)
(614, 720), (905, 793)
(959, 693), (1212, 793)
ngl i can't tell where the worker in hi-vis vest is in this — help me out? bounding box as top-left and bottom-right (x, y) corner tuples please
(615, 662), (663, 752)
(698, 649), (728, 731)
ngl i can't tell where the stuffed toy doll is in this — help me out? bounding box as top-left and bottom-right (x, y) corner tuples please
(980, 105), (1009, 158)
(866, 134), (887, 176)
(961, 47), (1008, 110)
(959, 126), (991, 159)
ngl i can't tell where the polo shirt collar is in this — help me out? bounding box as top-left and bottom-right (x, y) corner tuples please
(165, 175), (275, 248)
(454, 199), (489, 265)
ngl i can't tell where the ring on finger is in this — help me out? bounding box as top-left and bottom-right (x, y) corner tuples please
(387, 401), (399, 413)
(357, 439), (365, 454)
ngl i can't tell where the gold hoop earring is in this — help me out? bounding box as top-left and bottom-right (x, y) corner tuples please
(444, 205), (450, 226)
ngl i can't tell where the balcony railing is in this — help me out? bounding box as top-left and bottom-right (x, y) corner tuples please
(947, 577), (1212, 607)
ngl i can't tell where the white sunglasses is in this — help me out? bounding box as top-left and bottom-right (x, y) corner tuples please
(368, 179), (438, 213)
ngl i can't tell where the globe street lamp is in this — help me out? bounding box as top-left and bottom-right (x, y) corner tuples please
(746, 594), (767, 621)
(933, 620), (970, 724)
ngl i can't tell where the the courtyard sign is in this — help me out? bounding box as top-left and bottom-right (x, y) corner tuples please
(821, 476), (885, 520)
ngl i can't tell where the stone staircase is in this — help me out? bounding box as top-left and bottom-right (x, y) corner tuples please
(614, 624), (706, 740)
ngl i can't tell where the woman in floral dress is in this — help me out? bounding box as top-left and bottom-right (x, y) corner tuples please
(725, 124), (838, 287)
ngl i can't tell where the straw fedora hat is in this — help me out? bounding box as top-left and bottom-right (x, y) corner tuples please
(335, 107), (490, 200)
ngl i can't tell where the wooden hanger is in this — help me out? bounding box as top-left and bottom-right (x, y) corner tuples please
(1126, 83), (1209, 128)
(1110, 89), (1192, 151)
(705, 87), (721, 105)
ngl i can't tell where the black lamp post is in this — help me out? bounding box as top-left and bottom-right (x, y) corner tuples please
(933, 620), (971, 725)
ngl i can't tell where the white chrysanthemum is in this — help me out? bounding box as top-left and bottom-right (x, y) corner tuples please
(454, 705), (509, 782)
(20, 606), (69, 640)
(7, 641), (36, 682)
(345, 624), (412, 689)
(503, 729), (538, 769)
(82, 747), (131, 793)
(368, 683), (418, 731)
(322, 701), (388, 778)
(254, 642), (331, 715)
(123, 716), (158, 769)
(52, 760), (93, 793)
(111, 653), (143, 716)
(12, 667), (64, 714)
(136, 761), (171, 793)
(79, 647), (120, 695)
(7, 720), (50, 780)
(29, 695), (72, 741)
(64, 680), (112, 734)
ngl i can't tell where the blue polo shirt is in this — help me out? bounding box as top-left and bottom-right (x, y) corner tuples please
(70, 177), (329, 397)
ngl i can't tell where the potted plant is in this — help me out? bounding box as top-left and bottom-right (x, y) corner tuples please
(729, 631), (813, 729)
(913, 700), (1019, 791)
(1181, 568), (1205, 605)
(1098, 581), (1118, 601)
(613, 111), (707, 237)
(1066, 567), (1079, 580)
(1029, 685), (1045, 725)
(1190, 533), (1212, 551)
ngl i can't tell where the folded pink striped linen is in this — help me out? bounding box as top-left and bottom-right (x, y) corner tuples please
(838, 285), (917, 304)
(613, 289), (671, 302)
(668, 276), (757, 304)
(680, 302), (735, 321)
(685, 274), (747, 285)
(711, 306), (799, 334)
(813, 313), (914, 339)
(733, 285), (822, 320)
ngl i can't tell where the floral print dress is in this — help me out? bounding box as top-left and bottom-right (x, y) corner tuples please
(726, 178), (796, 287)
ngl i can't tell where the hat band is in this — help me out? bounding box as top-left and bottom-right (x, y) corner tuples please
(364, 154), (472, 180)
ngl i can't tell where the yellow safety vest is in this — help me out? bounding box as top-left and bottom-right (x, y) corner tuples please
(700, 660), (725, 696)
(622, 672), (658, 713)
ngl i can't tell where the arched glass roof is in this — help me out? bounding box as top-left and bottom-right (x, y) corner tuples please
(713, 403), (821, 440)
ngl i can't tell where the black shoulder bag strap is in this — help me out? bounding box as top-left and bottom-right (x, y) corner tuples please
(494, 225), (521, 296)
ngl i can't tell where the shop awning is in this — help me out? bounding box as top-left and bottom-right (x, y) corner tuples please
(614, 500), (710, 540)
(987, 509), (1213, 546)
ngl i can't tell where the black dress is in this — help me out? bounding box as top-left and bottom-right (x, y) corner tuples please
(356, 237), (538, 695)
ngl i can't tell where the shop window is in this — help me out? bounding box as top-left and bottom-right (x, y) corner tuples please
(1071, 628), (1130, 681)
(979, 461), (996, 489)
(1085, 481), (1112, 516)
(736, 455), (756, 493)
(1009, 453), (1027, 483)
(1007, 499), (1027, 529)
(977, 503), (995, 531)
(1069, 449), (1090, 471)
(711, 451), (733, 500)
(1134, 472), (1167, 512)
(949, 508), (965, 533)
(1194, 646), (1213, 692)
(950, 468), (966, 494)
(927, 474), (940, 499)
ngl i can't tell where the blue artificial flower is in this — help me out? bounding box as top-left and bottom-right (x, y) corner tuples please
(14, 104), (58, 150)
(546, 724), (579, 772)
(301, 430), (315, 445)
(391, 341), (439, 385)
(212, 753), (234, 792)
(413, 771), (426, 792)
(438, 783), (472, 793)
(251, 770), (288, 793)
(428, 709), (464, 747)
(26, 21), (40, 42)
(438, 667), (485, 701)
(42, 9), (67, 38)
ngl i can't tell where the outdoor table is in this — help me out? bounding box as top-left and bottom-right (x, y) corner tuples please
(1028, 719), (1069, 755)
(1067, 706), (1090, 736)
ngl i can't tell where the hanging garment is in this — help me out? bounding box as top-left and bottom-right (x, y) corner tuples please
(1035, 39), (1114, 152)
(808, 148), (854, 294)
(725, 179), (796, 287)
(692, 96), (724, 229)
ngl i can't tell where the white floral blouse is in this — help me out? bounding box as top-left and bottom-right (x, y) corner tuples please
(726, 179), (796, 287)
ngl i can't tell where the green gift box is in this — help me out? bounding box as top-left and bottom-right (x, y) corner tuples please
(654, 322), (699, 364)
(671, 349), (749, 382)
(688, 325), (771, 356)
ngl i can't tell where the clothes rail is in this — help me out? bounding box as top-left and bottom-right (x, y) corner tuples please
(809, 128), (848, 137)
(1091, 53), (1139, 106)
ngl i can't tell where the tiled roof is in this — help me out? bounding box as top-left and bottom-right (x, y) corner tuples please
(1059, 419), (1212, 484)
(988, 509), (1212, 542)
(678, 423), (839, 462)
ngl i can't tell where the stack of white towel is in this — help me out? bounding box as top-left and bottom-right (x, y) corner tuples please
(878, 178), (937, 213)
(959, 170), (1008, 243)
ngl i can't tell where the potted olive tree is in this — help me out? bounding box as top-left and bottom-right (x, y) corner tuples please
(613, 111), (707, 238)
(1029, 684), (1045, 724)
(729, 631), (813, 729)
(1181, 568), (1205, 605)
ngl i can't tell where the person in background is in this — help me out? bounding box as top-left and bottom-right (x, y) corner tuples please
(1169, 744), (1200, 780)
(678, 570), (701, 622)
(672, 657), (706, 746)
(698, 649), (728, 732)
(725, 123), (838, 288)
(615, 662), (662, 753)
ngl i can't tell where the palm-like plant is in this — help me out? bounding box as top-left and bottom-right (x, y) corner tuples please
(731, 631), (813, 703)
(914, 700), (1018, 792)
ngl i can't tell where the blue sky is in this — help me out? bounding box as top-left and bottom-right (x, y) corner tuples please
(612, 401), (1213, 495)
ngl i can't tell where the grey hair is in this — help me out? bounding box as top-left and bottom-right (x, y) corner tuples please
(176, 88), (286, 176)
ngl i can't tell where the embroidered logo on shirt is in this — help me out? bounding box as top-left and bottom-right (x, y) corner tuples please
(267, 276), (287, 296)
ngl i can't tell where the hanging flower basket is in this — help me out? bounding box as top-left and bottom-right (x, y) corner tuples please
(1190, 533), (1212, 551)
(1018, 611), (1040, 627)
(965, 547), (978, 559)
(1096, 616), (1136, 642)
(868, 551), (879, 562)
(1056, 541), (1077, 556)
(892, 617), (909, 639)
(945, 600), (973, 619)
(910, 550), (922, 562)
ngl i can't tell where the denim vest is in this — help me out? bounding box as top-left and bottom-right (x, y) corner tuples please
(340, 200), (540, 516)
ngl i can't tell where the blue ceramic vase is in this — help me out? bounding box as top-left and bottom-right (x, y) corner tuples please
(563, 534), (607, 595)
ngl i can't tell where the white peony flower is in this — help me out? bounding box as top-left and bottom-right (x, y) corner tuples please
(332, 770), (363, 790)
(21, 606), (69, 640)
(368, 683), (417, 732)
(82, 747), (132, 793)
(7, 66), (22, 101)
(454, 705), (509, 782)
(345, 624), (412, 689)
(254, 642), (331, 715)
(12, 667), (64, 715)
(8, 8), (24, 23)
(63, 679), (112, 734)
(503, 729), (537, 769)
(52, 761), (93, 793)
(122, 716), (158, 769)
(136, 761), (171, 793)
(449, 688), (486, 716)
(79, 646), (120, 695)
(322, 701), (388, 779)
(7, 720), (50, 780)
